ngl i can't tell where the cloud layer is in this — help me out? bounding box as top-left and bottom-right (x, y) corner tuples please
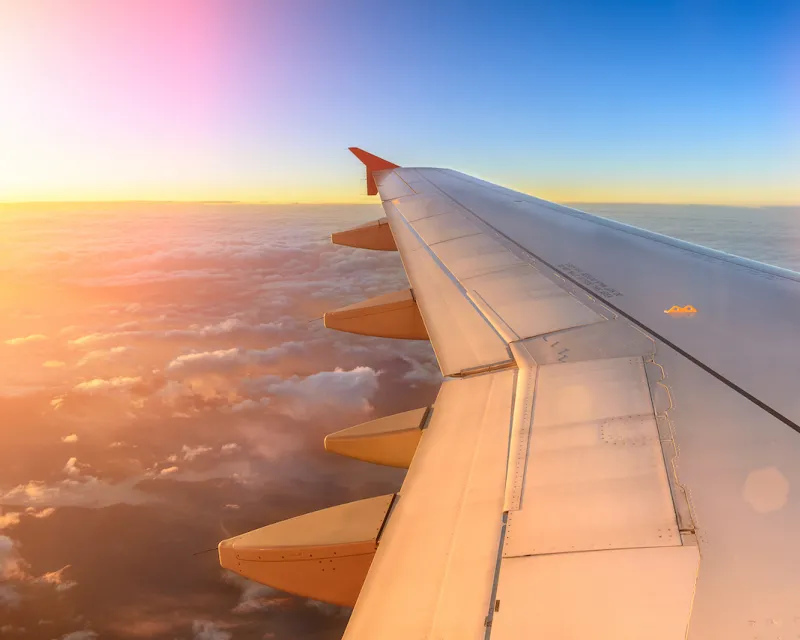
(0, 203), (442, 639)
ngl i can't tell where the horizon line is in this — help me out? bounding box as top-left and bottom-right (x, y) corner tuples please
(1, 199), (799, 208)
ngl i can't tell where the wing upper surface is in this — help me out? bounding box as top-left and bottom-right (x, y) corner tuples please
(340, 157), (800, 639)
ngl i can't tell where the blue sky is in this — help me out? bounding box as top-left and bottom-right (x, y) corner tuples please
(1, 0), (798, 203)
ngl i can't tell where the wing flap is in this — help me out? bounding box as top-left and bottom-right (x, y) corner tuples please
(492, 546), (700, 639)
(344, 370), (515, 639)
(503, 356), (681, 557)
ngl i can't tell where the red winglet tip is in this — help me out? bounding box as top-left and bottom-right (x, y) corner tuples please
(348, 148), (399, 170)
(348, 148), (399, 196)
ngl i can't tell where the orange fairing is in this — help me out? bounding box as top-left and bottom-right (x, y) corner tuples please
(218, 495), (395, 606)
(349, 147), (399, 195)
(331, 218), (397, 251)
(323, 289), (429, 340)
(324, 406), (429, 468)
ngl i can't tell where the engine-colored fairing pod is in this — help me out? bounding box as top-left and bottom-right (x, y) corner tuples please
(331, 218), (397, 251)
(218, 494), (395, 607)
(325, 406), (430, 468)
(324, 289), (429, 340)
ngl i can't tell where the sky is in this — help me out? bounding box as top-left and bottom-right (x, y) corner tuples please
(1, 0), (799, 204)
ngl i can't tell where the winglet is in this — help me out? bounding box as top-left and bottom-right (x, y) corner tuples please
(349, 148), (399, 196)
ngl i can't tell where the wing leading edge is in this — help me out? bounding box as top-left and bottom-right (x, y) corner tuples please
(219, 149), (800, 640)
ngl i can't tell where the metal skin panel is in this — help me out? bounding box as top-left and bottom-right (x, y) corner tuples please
(344, 370), (515, 640)
(503, 357), (680, 557)
(324, 406), (428, 468)
(323, 289), (428, 340)
(331, 217), (397, 251)
(531, 357), (654, 426)
(464, 263), (604, 340)
(432, 233), (524, 280)
(384, 202), (511, 376)
(373, 169), (415, 200)
(491, 546), (700, 640)
(218, 494), (394, 607)
(410, 211), (483, 245)
(392, 193), (459, 221)
(520, 318), (655, 364)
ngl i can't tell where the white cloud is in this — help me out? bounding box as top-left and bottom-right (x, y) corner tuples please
(166, 342), (305, 375)
(222, 571), (280, 614)
(61, 434), (79, 443)
(73, 268), (229, 287)
(262, 366), (380, 420)
(60, 631), (98, 640)
(0, 536), (27, 580)
(182, 445), (212, 461)
(0, 508), (55, 530)
(43, 360), (66, 368)
(36, 565), (76, 591)
(73, 376), (141, 392)
(0, 624), (25, 634)
(4, 334), (47, 345)
(223, 504), (240, 510)
(160, 466), (179, 476)
(305, 598), (349, 617)
(25, 507), (56, 519)
(69, 317), (286, 347)
(1, 478), (150, 508)
(220, 443), (240, 454)
(63, 457), (81, 477)
(0, 513), (21, 530)
(228, 398), (270, 413)
(192, 620), (232, 640)
(401, 356), (443, 385)
(0, 584), (20, 608)
(76, 345), (131, 367)
(59, 325), (81, 336)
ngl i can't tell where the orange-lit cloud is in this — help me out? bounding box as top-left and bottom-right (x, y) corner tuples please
(5, 335), (47, 346)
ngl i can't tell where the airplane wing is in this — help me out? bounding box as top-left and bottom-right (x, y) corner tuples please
(219, 149), (800, 639)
